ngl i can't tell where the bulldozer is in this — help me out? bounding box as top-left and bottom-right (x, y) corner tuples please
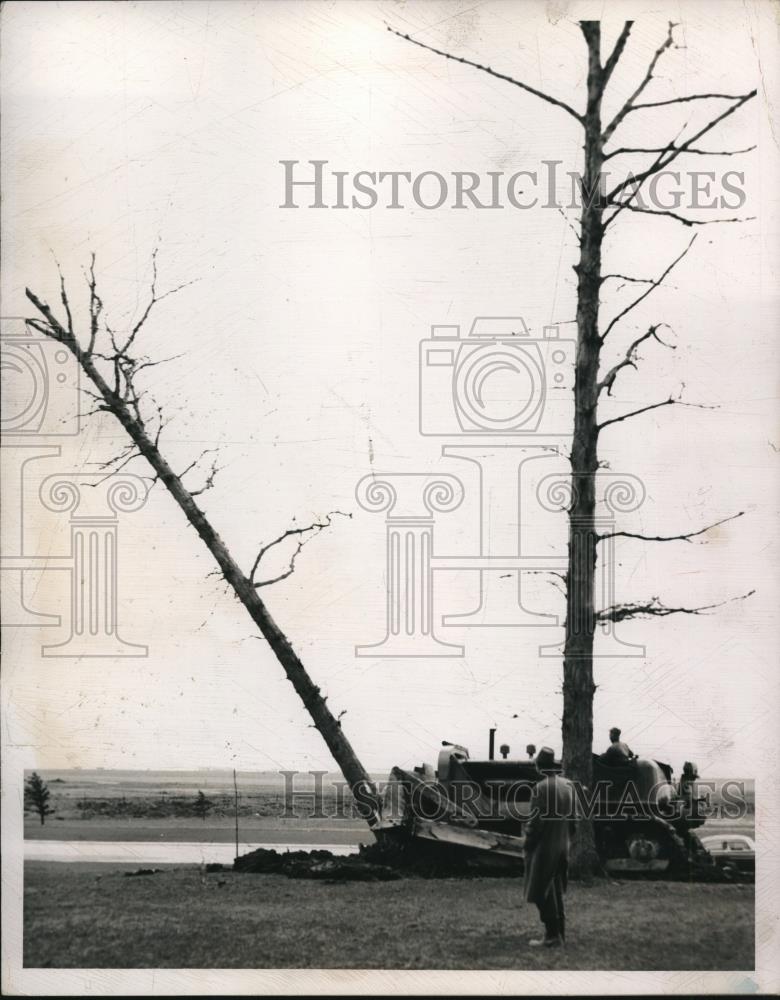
(374, 732), (712, 874)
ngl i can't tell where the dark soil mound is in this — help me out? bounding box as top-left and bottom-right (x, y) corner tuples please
(233, 846), (400, 882)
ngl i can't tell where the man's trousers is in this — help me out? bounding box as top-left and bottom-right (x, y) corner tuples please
(535, 872), (565, 941)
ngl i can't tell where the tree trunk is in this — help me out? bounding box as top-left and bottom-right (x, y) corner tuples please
(26, 300), (381, 827)
(562, 21), (605, 877)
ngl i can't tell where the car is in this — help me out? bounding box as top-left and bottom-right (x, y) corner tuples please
(698, 833), (755, 871)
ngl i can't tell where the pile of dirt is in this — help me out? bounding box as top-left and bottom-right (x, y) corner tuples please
(233, 838), (522, 880)
(232, 846), (401, 882)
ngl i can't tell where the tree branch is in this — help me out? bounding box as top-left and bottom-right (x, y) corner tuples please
(602, 21), (677, 142)
(601, 236), (696, 339)
(608, 204), (755, 228)
(597, 590), (755, 623)
(602, 22), (633, 84)
(53, 256), (74, 338)
(250, 512), (351, 589)
(24, 290), (74, 346)
(630, 93), (757, 111)
(598, 511), (744, 544)
(598, 388), (716, 432)
(598, 323), (675, 396)
(386, 26), (583, 124)
(605, 88), (757, 210)
(601, 273), (655, 286)
(86, 253), (103, 357)
(604, 143), (756, 160)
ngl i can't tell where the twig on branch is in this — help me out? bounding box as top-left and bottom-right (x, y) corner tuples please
(250, 512), (351, 589)
(52, 255), (74, 338)
(601, 273), (655, 286)
(608, 204), (755, 228)
(174, 447), (223, 497)
(78, 390), (112, 418)
(190, 456), (222, 497)
(86, 253), (103, 357)
(631, 94), (757, 111)
(604, 143), (756, 160)
(179, 448), (218, 481)
(597, 590), (755, 623)
(25, 290), (74, 345)
(526, 569), (568, 597)
(557, 207), (582, 246)
(598, 510), (744, 544)
(601, 236), (696, 339)
(90, 441), (145, 481)
(385, 25), (583, 123)
(122, 247), (196, 356)
(598, 386), (716, 432)
(598, 323), (675, 396)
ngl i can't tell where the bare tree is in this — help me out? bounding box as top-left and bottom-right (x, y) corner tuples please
(390, 19), (756, 873)
(25, 254), (381, 828)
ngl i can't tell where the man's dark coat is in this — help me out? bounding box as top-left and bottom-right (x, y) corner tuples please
(523, 772), (576, 905)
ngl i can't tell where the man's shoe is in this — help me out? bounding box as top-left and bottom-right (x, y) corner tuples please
(528, 936), (563, 948)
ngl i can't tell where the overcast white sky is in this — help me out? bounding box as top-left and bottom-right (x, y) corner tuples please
(1, 0), (778, 782)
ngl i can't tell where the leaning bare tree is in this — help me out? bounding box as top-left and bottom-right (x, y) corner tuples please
(390, 19), (755, 872)
(25, 255), (381, 827)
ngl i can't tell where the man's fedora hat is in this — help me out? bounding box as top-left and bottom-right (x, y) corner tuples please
(535, 746), (556, 771)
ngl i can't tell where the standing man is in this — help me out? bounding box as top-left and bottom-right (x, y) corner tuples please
(523, 746), (575, 949)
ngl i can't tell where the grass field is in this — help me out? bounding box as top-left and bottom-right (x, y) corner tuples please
(24, 863), (754, 971)
(25, 816), (370, 845)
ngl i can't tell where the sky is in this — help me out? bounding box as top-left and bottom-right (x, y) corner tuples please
(1, 0), (778, 783)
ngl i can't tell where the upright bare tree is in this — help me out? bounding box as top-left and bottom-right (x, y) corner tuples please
(25, 255), (381, 828)
(390, 19), (755, 872)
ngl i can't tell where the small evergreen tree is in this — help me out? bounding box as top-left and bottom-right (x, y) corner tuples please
(194, 790), (213, 822)
(25, 772), (54, 826)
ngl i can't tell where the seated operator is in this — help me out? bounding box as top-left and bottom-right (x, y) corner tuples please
(602, 727), (636, 765)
